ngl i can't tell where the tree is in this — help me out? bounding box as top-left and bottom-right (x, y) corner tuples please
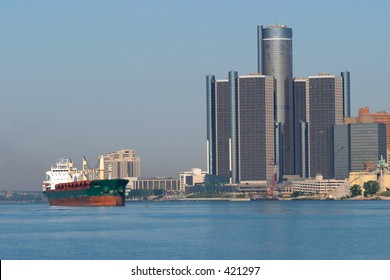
(350, 184), (362, 197)
(363, 180), (380, 197)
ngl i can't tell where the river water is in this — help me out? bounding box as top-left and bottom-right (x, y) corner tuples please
(1, 200), (390, 259)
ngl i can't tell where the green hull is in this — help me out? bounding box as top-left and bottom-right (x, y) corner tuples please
(43, 179), (128, 206)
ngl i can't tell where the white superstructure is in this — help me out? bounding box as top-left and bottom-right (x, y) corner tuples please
(42, 159), (78, 191)
(42, 157), (103, 191)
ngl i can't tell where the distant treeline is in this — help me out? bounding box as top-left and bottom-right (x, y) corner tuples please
(0, 192), (44, 202)
(127, 189), (164, 200)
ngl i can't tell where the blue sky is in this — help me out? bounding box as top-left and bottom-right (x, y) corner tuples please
(1, 0), (390, 190)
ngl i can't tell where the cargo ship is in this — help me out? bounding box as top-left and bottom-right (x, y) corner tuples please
(42, 156), (128, 206)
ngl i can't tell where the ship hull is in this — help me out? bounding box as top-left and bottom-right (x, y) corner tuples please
(43, 179), (128, 207)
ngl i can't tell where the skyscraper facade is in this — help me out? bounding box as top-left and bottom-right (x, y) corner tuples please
(307, 74), (343, 178)
(206, 75), (216, 175)
(294, 72), (350, 179)
(349, 123), (387, 171)
(206, 73), (275, 183)
(103, 149), (141, 179)
(344, 107), (389, 164)
(257, 25), (294, 179)
(214, 79), (231, 178)
(293, 78), (308, 178)
(235, 74), (275, 182)
(206, 75), (231, 179)
(334, 123), (387, 179)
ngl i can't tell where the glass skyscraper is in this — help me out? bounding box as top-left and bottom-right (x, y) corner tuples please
(206, 75), (232, 179)
(206, 73), (275, 183)
(307, 74), (344, 179)
(293, 78), (308, 178)
(235, 74), (275, 182)
(257, 25), (294, 179)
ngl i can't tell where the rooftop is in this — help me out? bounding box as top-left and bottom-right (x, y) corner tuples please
(268, 24), (288, 29)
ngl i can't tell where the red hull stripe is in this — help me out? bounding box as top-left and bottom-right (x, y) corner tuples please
(48, 196), (125, 206)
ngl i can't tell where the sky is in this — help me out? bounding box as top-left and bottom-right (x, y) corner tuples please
(1, 0), (390, 191)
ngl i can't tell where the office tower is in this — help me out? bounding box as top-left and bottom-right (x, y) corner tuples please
(103, 149), (140, 179)
(293, 78), (308, 178)
(334, 123), (387, 179)
(295, 72), (351, 178)
(257, 25), (294, 179)
(350, 123), (387, 171)
(229, 71), (239, 183)
(307, 74), (343, 178)
(341, 71), (351, 119)
(206, 75), (231, 178)
(206, 73), (275, 183)
(234, 74), (275, 182)
(345, 107), (390, 164)
(206, 75), (216, 175)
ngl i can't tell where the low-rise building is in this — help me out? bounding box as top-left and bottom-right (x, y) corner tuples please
(180, 168), (207, 192)
(129, 177), (180, 192)
(292, 174), (348, 195)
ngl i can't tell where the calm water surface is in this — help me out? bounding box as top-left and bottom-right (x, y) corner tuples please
(1, 200), (390, 260)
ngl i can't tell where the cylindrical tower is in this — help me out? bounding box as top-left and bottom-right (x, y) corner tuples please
(258, 24), (294, 178)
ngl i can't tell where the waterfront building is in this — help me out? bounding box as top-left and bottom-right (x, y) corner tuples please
(180, 168), (207, 192)
(291, 174), (347, 195)
(348, 107), (390, 164)
(206, 76), (230, 178)
(207, 73), (275, 183)
(307, 74), (343, 178)
(130, 177), (180, 192)
(293, 77), (308, 178)
(349, 157), (390, 192)
(293, 73), (344, 179)
(103, 149), (140, 179)
(350, 123), (386, 171)
(334, 107), (389, 179)
(257, 24), (294, 178)
(334, 122), (386, 179)
(235, 74), (275, 182)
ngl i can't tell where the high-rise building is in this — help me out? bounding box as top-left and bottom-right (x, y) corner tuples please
(257, 24), (294, 179)
(235, 74), (275, 182)
(307, 74), (343, 178)
(293, 77), (308, 178)
(103, 149), (140, 179)
(206, 76), (230, 178)
(350, 123), (387, 171)
(345, 107), (390, 164)
(206, 75), (216, 175)
(334, 122), (387, 179)
(294, 72), (351, 179)
(206, 72), (275, 183)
